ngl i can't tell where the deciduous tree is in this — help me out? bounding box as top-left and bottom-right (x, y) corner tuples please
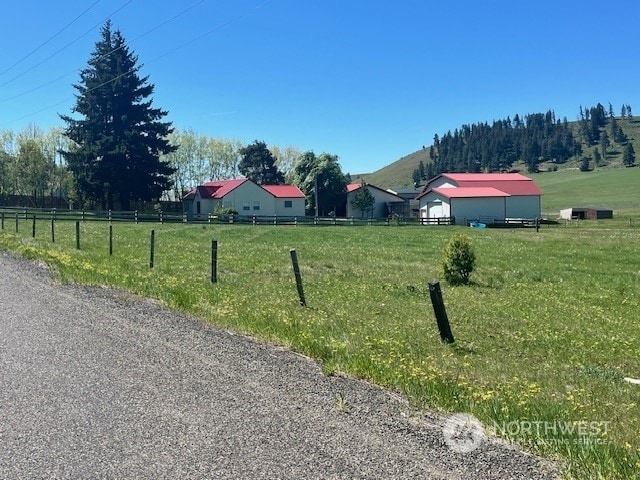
(290, 151), (348, 215)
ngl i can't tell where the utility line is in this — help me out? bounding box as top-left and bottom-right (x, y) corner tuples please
(0, 0), (204, 102)
(1, 1), (273, 128)
(0, 0), (134, 89)
(0, 0), (102, 77)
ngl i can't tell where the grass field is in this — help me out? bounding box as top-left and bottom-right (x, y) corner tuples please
(1, 218), (640, 479)
(531, 167), (640, 215)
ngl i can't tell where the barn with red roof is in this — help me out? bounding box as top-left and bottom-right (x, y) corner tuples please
(183, 179), (305, 219)
(416, 173), (542, 224)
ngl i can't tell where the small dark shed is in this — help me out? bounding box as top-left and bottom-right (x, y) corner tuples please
(560, 207), (613, 220)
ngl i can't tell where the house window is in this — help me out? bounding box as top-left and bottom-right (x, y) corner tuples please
(253, 201), (261, 211)
(284, 200), (292, 208)
(243, 201), (250, 211)
(196, 201), (201, 214)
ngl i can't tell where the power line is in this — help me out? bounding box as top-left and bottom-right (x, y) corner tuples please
(0, 1), (274, 128)
(0, 0), (204, 103)
(0, 0), (102, 77)
(0, 0), (134, 89)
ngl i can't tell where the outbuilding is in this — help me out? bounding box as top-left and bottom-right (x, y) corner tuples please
(346, 183), (406, 219)
(416, 173), (542, 224)
(559, 207), (613, 220)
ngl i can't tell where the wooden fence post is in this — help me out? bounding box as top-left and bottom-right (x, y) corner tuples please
(109, 225), (113, 256)
(51, 217), (55, 243)
(1, 212), (4, 230)
(32, 216), (36, 238)
(75, 221), (80, 250)
(149, 229), (155, 268)
(289, 249), (306, 307)
(211, 239), (218, 283)
(428, 280), (455, 344)
(15, 213), (19, 233)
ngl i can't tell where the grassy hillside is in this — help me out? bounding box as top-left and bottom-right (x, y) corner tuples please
(531, 167), (640, 215)
(367, 116), (640, 191)
(363, 148), (429, 188)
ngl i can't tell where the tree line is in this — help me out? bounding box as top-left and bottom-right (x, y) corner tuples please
(413, 103), (636, 185)
(0, 22), (352, 214)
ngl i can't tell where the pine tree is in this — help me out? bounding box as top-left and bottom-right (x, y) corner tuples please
(350, 181), (376, 219)
(599, 131), (610, 161)
(623, 143), (636, 166)
(60, 21), (176, 210)
(238, 140), (285, 185)
(417, 160), (426, 179)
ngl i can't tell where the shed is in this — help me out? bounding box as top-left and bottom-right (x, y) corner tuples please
(559, 207), (613, 220)
(346, 183), (406, 219)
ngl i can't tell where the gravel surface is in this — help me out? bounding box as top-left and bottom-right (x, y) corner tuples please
(0, 252), (560, 479)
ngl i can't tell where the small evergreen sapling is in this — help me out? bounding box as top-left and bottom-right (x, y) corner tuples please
(442, 234), (476, 285)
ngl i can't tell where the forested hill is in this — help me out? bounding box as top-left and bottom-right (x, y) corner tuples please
(364, 103), (637, 189)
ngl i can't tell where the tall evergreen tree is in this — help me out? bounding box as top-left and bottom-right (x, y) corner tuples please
(60, 21), (176, 210)
(238, 140), (284, 185)
(623, 143), (636, 166)
(599, 131), (610, 161)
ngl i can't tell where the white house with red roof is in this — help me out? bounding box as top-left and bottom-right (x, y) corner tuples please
(346, 183), (407, 219)
(416, 173), (542, 224)
(183, 179), (305, 219)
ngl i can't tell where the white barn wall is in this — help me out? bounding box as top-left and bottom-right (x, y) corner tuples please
(506, 196), (541, 218)
(451, 197), (506, 223)
(426, 177), (457, 189)
(419, 192), (451, 218)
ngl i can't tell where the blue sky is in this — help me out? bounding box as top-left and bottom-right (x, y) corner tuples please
(1, 0), (639, 175)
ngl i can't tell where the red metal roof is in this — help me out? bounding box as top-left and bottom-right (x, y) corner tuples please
(442, 173), (529, 182)
(431, 173), (542, 196)
(200, 179), (248, 198)
(347, 183), (362, 193)
(261, 184), (305, 198)
(432, 187), (510, 198)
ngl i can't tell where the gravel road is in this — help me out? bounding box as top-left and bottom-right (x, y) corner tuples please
(0, 252), (559, 479)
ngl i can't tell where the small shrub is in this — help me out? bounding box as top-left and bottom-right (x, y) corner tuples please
(442, 233), (476, 285)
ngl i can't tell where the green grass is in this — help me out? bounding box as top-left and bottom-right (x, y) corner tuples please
(530, 167), (640, 215)
(1, 219), (640, 479)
